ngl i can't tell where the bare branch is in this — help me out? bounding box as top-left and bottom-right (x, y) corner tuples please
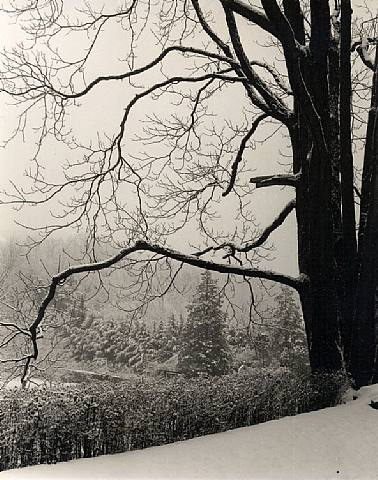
(191, 0), (233, 57)
(356, 36), (376, 72)
(0, 321), (30, 337)
(0, 45), (240, 100)
(0, 355), (32, 364)
(239, 200), (296, 251)
(195, 200), (296, 259)
(250, 172), (301, 188)
(223, 5), (292, 124)
(220, 0), (279, 40)
(223, 113), (269, 196)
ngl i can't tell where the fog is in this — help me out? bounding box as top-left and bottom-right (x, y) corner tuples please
(0, 2), (298, 276)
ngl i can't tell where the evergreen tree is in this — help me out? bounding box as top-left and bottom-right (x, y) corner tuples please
(178, 271), (230, 377)
(271, 286), (309, 370)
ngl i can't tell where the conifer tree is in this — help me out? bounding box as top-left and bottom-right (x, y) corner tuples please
(271, 286), (308, 369)
(178, 270), (230, 376)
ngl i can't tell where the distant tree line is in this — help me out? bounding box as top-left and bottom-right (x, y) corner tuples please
(62, 309), (185, 373)
(60, 273), (307, 376)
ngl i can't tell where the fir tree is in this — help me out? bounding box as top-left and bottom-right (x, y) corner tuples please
(271, 286), (309, 370)
(178, 270), (230, 377)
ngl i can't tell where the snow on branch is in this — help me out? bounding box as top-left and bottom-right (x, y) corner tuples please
(239, 199), (296, 251)
(260, 0), (306, 54)
(221, 0), (279, 40)
(355, 36), (376, 72)
(259, 1), (330, 154)
(140, 241), (304, 289)
(250, 172), (301, 188)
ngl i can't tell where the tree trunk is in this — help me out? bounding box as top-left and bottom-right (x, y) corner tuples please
(286, 1), (345, 375)
(339, 0), (358, 364)
(350, 48), (378, 387)
(306, 143), (344, 372)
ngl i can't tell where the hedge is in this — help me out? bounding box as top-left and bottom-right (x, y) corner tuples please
(0, 369), (349, 471)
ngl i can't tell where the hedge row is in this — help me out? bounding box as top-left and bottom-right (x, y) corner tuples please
(0, 370), (349, 471)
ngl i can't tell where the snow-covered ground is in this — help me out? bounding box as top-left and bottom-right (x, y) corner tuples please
(1, 385), (378, 480)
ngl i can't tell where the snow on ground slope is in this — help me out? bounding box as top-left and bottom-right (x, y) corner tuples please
(2, 385), (378, 480)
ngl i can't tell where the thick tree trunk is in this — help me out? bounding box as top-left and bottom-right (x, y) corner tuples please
(291, 122), (344, 374)
(350, 49), (378, 387)
(299, 287), (343, 372)
(234, 0), (375, 385)
(306, 143), (344, 372)
(286, 1), (345, 375)
(216, 0), (375, 385)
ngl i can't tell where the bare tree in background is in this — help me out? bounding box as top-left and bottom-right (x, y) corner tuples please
(0, 240), (87, 385)
(0, 0), (377, 388)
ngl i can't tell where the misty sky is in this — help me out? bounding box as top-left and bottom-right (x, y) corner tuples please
(0, 2), (300, 276)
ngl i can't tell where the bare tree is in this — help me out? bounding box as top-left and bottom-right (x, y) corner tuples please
(0, 0), (377, 388)
(0, 238), (85, 386)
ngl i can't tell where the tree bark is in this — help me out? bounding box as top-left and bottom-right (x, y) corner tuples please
(283, 0), (344, 374)
(338, 0), (358, 365)
(351, 47), (378, 387)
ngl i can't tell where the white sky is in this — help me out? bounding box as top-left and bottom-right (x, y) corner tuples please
(0, 2), (300, 275)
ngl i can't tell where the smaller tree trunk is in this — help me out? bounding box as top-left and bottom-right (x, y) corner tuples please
(339, 0), (358, 364)
(350, 48), (378, 388)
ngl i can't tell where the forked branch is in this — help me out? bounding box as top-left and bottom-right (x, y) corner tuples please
(220, 0), (279, 40)
(195, 199), (296, 258)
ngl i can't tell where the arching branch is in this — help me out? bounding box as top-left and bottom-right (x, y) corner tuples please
(0, 46), (240, 100)
(195, 200), (296, 259)
(10, 236), (306, 383)
(223, 5), (292, 124)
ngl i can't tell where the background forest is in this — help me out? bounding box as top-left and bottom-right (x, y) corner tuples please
(0, 237), (307, 384)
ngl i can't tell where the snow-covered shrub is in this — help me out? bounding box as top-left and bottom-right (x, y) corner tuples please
(0, 370), (349, 471)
